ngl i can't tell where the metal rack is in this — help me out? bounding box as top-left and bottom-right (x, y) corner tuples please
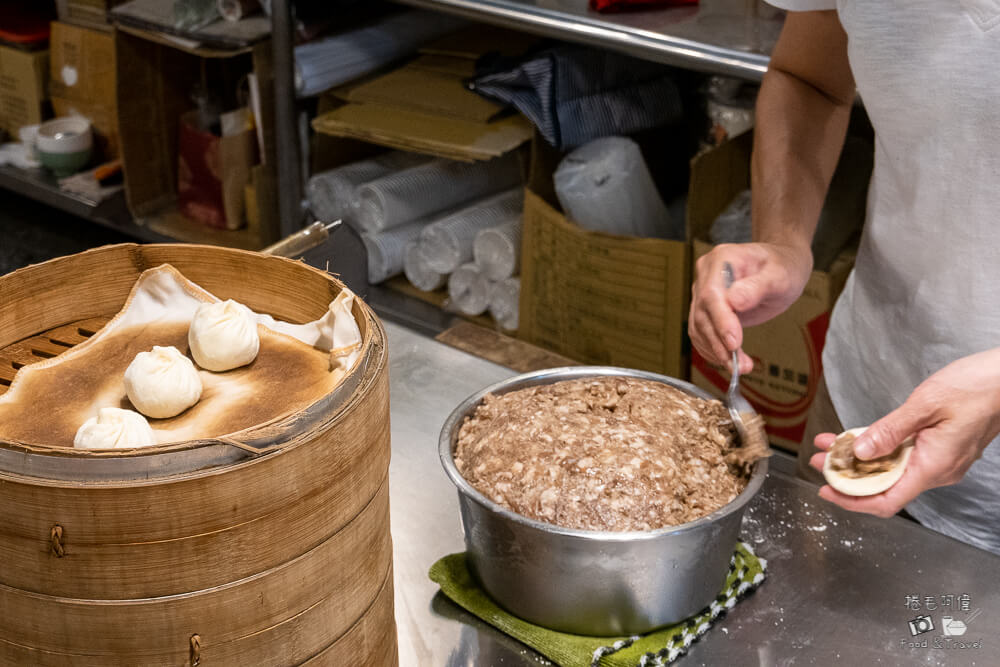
(0, 0), (779, 271)
(0, 165), (172, 243)
(0, 1), (306, 246)
(394, 0), (781, 80)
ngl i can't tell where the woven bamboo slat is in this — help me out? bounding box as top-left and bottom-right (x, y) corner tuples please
(0, 245), (396, 666)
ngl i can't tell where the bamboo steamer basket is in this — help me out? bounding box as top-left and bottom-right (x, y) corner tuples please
(0, 244), (396, 666)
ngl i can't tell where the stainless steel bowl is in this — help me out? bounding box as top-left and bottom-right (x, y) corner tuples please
(439, 366), (768, 636)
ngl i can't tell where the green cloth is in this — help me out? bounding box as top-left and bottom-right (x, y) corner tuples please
(429, 542), (766, 667)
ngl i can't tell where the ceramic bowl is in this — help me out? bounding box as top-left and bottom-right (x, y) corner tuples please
(36, 117), (93, 177)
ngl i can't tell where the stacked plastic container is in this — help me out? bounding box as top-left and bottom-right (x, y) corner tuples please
(308, 150), (524, 290)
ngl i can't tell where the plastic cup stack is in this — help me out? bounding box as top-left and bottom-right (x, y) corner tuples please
(403, 240), (447, 292)
(306, 151), (429, 226)
(360, 221), (427, 285)
(448, 263), (493, 316)
(420, 189), (523, 275)
(553, 136), (679, 240)
(489, 276), (520, 331)
(473, 218), (522, 281)
(354, 153), (522, 233)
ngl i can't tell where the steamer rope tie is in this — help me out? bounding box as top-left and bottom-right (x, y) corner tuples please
(49, 525), (65, 558)
(190, 634), (202, 666)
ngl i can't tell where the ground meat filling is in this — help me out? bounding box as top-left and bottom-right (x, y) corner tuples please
(454, 378), (750, 532)
(828, 431), (903, 478)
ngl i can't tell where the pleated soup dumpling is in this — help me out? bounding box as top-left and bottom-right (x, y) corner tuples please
(188, 299), (260, 372)
(124, 345), (203, 418)
(74, 407), (156, 449)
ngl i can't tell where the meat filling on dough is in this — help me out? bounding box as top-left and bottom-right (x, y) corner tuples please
(454, 377), (749, 532)
(828, 431), (904, 478)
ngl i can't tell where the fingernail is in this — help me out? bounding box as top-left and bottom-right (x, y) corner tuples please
(724, 333), (737, 350)
(855, 440), (874, 459)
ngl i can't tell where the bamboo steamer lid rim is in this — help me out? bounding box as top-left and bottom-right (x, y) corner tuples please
(0, 243), (387, 479)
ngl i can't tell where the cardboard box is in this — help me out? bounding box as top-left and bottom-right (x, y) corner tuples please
(49, 22), (118, 160)
(56, 0), (129, 31)
(687, 133), (855, 452)
(116, 26), (278, 249)
(0, 46), (49, 137)
(518, 133), (691, 378)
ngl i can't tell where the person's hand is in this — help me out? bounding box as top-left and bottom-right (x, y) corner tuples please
(689, 242), (813, 374)
(809, 348), (1000, 517)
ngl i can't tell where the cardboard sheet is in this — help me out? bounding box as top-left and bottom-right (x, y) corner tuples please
(312, 103), (531, 163)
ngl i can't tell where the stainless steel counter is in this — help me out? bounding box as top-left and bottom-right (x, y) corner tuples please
(393, 0), (783, 81)
(385, 321), (1000, 666)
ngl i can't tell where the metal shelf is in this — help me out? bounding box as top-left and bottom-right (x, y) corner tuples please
(393, 0), (782, 80)
(0, 166), (174, 243)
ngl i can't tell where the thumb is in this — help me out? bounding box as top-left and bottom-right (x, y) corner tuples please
(728, 274), (771, 313)
(854, 400), (934, 460)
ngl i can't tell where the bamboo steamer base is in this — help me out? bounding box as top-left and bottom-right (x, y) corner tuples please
(0, 481), (391, 661)
(0, 245), (397, 666)
(0, 566), (398, 667)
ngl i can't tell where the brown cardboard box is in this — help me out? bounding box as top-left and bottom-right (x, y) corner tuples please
(116, 26), (278, 249)
(518, 133), (690, 378)
(49, 22), (118, 160)
(0, 46), (49, 137)
(687, 133), (855, 452)
(56, 0), (129, 31)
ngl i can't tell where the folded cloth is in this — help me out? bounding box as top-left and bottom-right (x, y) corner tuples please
(429, 543), (766, 667)
(590, 0), (698, 13)
(471, 46), (683, 150)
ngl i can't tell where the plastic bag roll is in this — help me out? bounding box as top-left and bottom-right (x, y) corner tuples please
(294, 10), (467, 97)
(419, 189), (523, 275)
(355, 153), (522, 234)
(403, 241), (447, 292)
(473, 219), (522, 281)
(489, 276), (520, 331)
(554, 136), (679, 240)
(448, 263), (493, 316)
(361, 221), (427, 285)
(306, 152), (429, 226)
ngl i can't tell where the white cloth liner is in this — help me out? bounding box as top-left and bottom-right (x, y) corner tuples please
(0, 265), (363, 445)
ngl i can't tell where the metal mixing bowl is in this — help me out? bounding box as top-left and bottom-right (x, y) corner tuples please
(439, 366), (768, 636)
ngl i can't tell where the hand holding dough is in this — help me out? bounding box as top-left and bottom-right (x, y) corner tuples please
(823, 426), (914, 496)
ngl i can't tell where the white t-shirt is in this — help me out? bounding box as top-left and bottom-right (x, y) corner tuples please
(767, 0), (1000, 554)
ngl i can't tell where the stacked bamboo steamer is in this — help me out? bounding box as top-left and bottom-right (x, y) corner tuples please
(0, 245), (396, 666)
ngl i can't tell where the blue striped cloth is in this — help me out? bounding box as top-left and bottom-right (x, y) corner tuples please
(471, 46), (684, 150)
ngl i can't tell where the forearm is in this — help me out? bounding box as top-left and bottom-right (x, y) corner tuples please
(750, 11), (855, 255)
(751, 71), (851, 252)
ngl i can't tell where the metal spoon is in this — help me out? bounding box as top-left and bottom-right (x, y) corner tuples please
(722, 262), (771, 461)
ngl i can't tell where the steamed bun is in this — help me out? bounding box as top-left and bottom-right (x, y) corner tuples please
(124, 345), (203, 418)
(74, 407), (156, 449)
(188, 300), (260, 372)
